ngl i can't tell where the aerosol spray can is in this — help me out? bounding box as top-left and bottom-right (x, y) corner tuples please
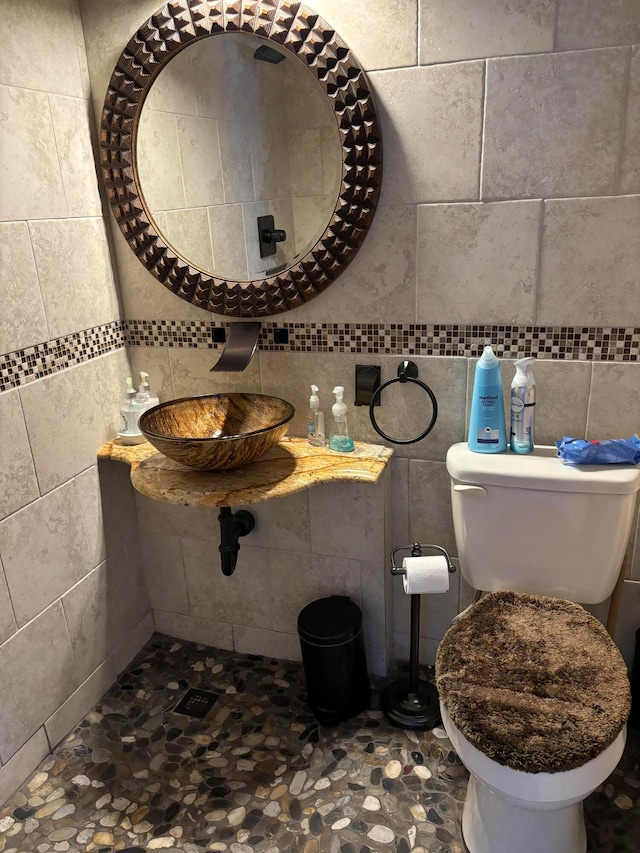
(510, 357), (536, 453)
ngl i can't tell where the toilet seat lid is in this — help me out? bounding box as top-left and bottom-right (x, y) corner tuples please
(435, 591), (630, 774)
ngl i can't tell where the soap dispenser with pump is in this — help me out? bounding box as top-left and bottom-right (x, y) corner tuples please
(118, 377), (145, 445)
(307, 384), (326, 447)
(135, 371), (160, 414)
(329, 386), (354, 452)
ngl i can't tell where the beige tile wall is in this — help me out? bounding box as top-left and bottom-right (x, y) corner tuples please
(0, 0), (152, 804)
(2, 0), (639, 803)
(76, 0), (640, 673)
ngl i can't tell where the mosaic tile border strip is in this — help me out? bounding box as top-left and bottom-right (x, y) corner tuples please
(0, 321), (126, 393)
(1, 320), (638, 394)
(127, 320), (640, 361)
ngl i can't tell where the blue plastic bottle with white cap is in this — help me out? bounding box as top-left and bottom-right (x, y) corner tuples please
(467, 346), (507, 453)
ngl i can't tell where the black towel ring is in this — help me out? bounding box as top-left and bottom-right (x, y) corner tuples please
(369, 360), (438, 445)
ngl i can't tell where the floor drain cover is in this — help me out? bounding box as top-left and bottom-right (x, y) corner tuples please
(174, 688), (220, 718)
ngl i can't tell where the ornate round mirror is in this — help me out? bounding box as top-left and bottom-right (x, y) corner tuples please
(100, 1), (382, 318)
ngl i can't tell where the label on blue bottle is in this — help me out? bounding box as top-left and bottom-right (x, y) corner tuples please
(477, 427), (501, 444)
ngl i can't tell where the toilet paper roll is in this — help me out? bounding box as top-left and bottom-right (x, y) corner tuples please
(402, 556), (450, 595)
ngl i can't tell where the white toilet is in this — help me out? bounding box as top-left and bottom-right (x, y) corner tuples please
(436, 443), (640, 853)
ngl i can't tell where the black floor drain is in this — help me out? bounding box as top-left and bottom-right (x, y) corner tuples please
(174, 688), (220, 718)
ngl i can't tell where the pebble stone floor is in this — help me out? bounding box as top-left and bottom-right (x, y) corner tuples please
(1, 633), (640, 853)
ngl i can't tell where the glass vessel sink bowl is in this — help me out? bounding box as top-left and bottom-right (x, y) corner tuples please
(138, 393), (295, 471)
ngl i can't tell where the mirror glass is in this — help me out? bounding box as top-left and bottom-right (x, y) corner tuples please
(136, 34), (342, 281)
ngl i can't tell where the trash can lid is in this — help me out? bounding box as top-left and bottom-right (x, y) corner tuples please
(297, 596), (363, 645)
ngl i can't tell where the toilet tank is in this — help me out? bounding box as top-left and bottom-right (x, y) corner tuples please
(446, 443), (640, 604)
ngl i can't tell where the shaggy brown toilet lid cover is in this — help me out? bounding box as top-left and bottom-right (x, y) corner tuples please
(435, 591), (631, 774)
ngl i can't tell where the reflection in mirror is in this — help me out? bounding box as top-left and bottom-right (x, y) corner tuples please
(137, 34), (342, 282)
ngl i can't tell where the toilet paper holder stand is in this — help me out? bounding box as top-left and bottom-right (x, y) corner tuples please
(383, 542), (456, 730)
(390, 542), (455, 577)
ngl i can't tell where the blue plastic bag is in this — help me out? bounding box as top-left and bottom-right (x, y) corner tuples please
(556, 435), (640, 465)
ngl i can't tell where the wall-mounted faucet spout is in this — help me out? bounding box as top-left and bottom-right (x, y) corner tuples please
(210, 322), (261, 372)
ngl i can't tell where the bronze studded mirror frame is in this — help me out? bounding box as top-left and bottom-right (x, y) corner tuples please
(100, 0), (382, 318)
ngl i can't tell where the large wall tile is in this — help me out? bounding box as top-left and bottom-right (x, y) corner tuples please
(182, 540), (271, 629)
(483, 50), (628, 199)
(308, 481), (385, 563)
(170, 347), (262, 399)
(75, 465), (106, 569)
(135, 494), (219, 542)
(556, 0), (640, 49)
(49, 94), (102, 218)
(136, 110), (185, 212)
(0, 0), (84, 96)
(44, 658), (116, 749)
(93, 348), (134, 439)
(0, 85), (66, 221)
(144, 46), (196, 115)
(305, 0), (417, 71)
(287, 205), (417, 324)
(0, 480), (92, 627)
(218, 121), (255, 204)
(530, 361), (591, 445)
(207, 205), (249, 280)
(20, 362), (107, 494)
(110, 612), (155, 675)
(1, 485), (82, 626)
(141, 534), (189, 615)
(70, 0), (91, 99)
(259, 351), (356, 438)
(154, 610), (233, 650)
(29, 218), (118, 338)
(619, 47), (640, 195)
(244, 493), (311, 555)
(63, 558), (150, 682)
(369, 64), (483, 204)
(0, 558), (16, 646)
(416, 201), (541, 324)
(390, 457), (410, 550)
(177, 115), (225, 208)
(268, 550), (362, 635)
(163, 208), (214, 274)
(0, 390), (39, 521)
(233, 625), (301, 662)
(0, 728), (49, 808)
(357, 356), (467, 462)
(126, 347), (173, 409)
(419, 0), (555, 64)
(538, 197), (640, 326)
(0, 222), (49, 354)
(360, 559), (390, 676)
(0, 601), (78, 762)
(408, 460), (456, 557)
(587, 363), (640, 440)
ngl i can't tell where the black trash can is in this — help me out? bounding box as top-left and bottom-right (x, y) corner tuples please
(297, 595), (370, 725)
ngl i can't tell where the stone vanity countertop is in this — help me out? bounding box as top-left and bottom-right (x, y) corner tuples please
(97, 436), (393, 507)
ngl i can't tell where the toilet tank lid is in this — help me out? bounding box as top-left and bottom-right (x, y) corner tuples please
(446, 443), (640, 495)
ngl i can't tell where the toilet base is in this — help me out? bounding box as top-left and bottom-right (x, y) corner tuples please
(462, 774), (586, 853)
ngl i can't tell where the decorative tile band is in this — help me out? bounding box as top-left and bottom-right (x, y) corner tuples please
(126, 320), (640, 362)
(0, 321), (126, 393)
(1, 320), (638, 394)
